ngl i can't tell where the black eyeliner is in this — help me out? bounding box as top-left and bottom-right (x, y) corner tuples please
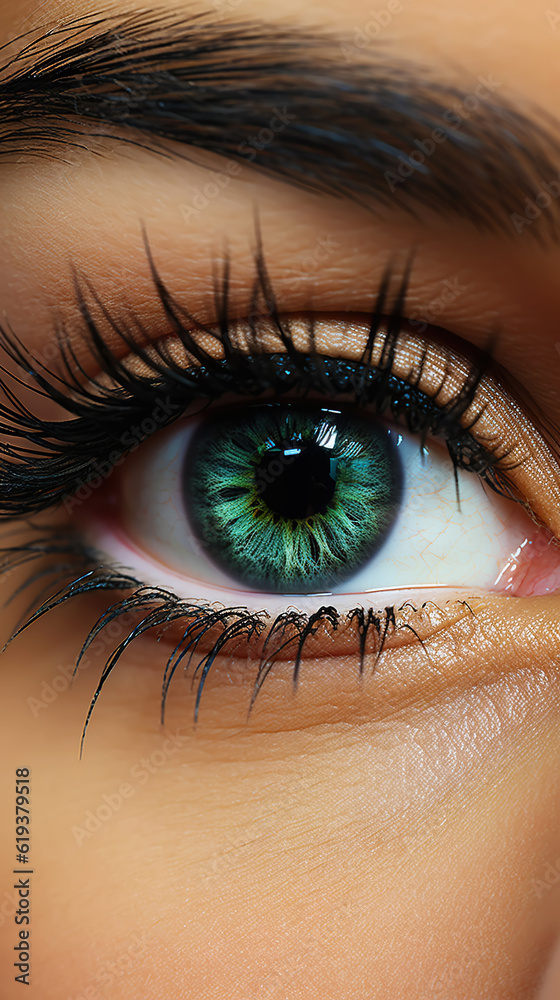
(0, 239), (508, 520)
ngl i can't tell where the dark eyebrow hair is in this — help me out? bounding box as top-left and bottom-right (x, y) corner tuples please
(2, 11), (560, 241)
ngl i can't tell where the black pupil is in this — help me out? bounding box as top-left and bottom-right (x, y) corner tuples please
(256, 441), (338, 519)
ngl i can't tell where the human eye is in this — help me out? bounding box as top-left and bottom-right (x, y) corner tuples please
(78, 258), (560, 607)
(2, 234), (560, 748)
(105, 304), (559, 604)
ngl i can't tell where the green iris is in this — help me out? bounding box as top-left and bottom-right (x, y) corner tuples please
(183, 404), (401, 593)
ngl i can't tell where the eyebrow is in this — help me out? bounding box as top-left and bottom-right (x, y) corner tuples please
(2, 11), (560, 241)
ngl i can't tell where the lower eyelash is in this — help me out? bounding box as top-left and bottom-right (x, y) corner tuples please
(0, 523), (475, 755)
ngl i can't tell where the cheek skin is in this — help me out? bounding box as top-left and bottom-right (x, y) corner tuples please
(0, 589), (559, 1000)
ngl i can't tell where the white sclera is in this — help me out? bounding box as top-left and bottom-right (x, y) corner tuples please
(98, 415), (535, 602)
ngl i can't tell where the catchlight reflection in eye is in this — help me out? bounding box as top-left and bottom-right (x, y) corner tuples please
(94, 400), (555, 602)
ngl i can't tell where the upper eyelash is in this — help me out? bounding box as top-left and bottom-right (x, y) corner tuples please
(0, 232), (516, 521)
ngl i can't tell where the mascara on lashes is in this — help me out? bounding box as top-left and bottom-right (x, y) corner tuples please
(0, 242), (556, 752)
(0, 245), (513, 521)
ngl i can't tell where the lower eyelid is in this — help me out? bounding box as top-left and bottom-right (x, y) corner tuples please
(91, 592), (558, 738)
(57, 509), (486, 666)
(1, 525), (557, 747)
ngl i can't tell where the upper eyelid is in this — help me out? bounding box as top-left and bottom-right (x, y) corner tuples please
(1, 229), (559, 534)
(1, 288), (560, 535)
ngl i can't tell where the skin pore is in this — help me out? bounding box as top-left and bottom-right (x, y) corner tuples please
(1, 0), (560, 998)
